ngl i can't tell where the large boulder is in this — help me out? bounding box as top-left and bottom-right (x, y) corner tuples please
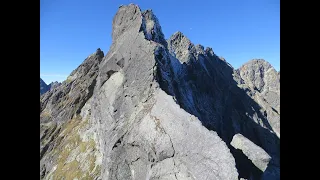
(231, 133), (271, 172)
(40, 3), (280, 180)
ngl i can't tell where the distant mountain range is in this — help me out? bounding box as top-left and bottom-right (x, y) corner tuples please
(40, 78), (61, 95)
(40, 4), (279, 180)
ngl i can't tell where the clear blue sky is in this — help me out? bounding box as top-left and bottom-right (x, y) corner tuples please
(40, 0), (280, 84)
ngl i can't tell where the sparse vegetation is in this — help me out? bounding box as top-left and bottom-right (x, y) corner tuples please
(40, 109), (52, 118)
(43, 117), (101, 180)
(65, 76), (74, 84)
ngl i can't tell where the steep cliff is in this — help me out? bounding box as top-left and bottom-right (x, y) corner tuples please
(40, 4), (279, 180)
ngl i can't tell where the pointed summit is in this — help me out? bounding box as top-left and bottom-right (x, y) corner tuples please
(112, 4), (142, 43)
(239, 59), (273, 72)
(141, 9), (167, 47)
(169, 31), (190, 44)
(95, 48), (104, 57)
(167, 31), (194, 63)
(111, 4), (166, 47)
(41, 4), (279, 180)
(40, 78), (50, 95)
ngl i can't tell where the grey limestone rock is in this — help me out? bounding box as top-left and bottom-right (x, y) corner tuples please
(40, 78), (50, 95)
(167, 31), (194, 64)
(48, 81), (62, 91)
(231, 133), (271, 172)
(237, 59), (280, 137)
(40, 48), (104, 123)
(163, 31), (279, 179)
(40, 79), (62, 96)
(90, 4), (238, 180)
(40, 48), (104, 179)
(40, 3), (279, 180)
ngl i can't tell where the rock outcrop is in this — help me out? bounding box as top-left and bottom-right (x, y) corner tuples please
(163, 31), (280, 180)
(237, 59), (280, 137)
(40, 4), (280, 180)
(48, 81), (62, 91)
(231, 133), (271, 172)
(40, 78), (50, 95)
(40, 79), (62, 95)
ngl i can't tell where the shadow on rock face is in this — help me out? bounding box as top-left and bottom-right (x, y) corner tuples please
(154, 32), (280, 180)
(40, 4), (279, 180)
(231, 147), (263, 179)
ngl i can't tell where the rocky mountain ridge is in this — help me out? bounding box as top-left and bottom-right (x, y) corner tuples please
(40, 78), (62, 95)
(40, 78), (50, 95)
(40, 4), (279, 180)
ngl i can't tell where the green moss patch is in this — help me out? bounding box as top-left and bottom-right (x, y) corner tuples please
(45, 117), (101, 180)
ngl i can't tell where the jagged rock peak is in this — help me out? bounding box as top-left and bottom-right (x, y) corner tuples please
(48, 81), (62, 91)
(141, 9), (167, 47)
(112, 4), (142, 43)
(196, 44), (204, 50)
(95, 48), (104, 57)
(111, 4), (167, 47)
(240, 59), (273, 70)
(238, 59), (279, 92)
(168, 32), (210, 55)
(194, 44), (205, 54)
(86, 48), (104, 61)
(167, 31), (193, 63)
(40, 4), (279, 180)
(168, 31), (192, 48)
(168, 31), (218, 63)
(40, 78), (50, 95)
(205, 47), (215, 57)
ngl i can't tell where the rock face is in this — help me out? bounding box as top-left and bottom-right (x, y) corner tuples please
(237, 59), (280, 137)
(40, 48), (105, 179)
(40, 78), (50, 95)
(48, 81), (62, 90)
(40, 4), (280, 180)
(40, 79), (62, 95)
(163, 31), (280, 180)
(231, 133), (271, 172)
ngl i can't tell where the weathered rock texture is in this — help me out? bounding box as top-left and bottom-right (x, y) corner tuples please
(40, 79), (62, 95)
(237, 59), (280, 137)
(40, 4), (279, 180)
(40, 78), (50, 95)
(48, 81), (62, 91)
(231, 133), (271, 172)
